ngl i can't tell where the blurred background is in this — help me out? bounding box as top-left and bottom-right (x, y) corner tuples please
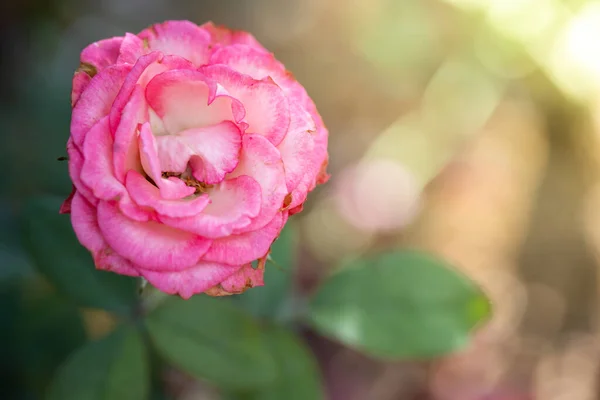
(3, 0), (600, 399)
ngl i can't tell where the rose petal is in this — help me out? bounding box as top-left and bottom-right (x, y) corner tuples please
(202, 212), (284, 265)
(117, 32), (146, 64)
(229, 135), (287, 234)
(125, 170), (211, 218)
(94, 250), (140, 276)
(289, 204), (303, 215)
(200, 21), (268, 51)
(286, 175), (311, 212)
(311, 116), (330, 187)
(145, 69), (239, 134)
(277, 102), (316, 191)
(139, 261), (241, 299)
(112, 84), (146, 182)
(210, 44), (288, 85)
(60, 187), (76, 214)
(138, 122), (196, 200)
(96, 201), (211, 271)
(287, 128), (329, 211)
(211, 43), (330, 195)
(67, 138), (96, 205)
(71, 71), (92, 107)
(205, 262), (265, 296)
(110, 52), (194, 131)
(71, 64), (131, 150)
(71, 192), (109, 253)
(202, 64), (289, 145)
(80, 37), (124, 71)
(210, 44), (312, 114)
(316, 158), (330, 185)
(159, 175), (261, 239)
(138, 20), (211, 66)
(78, 118), (151, 222)
(80, 117), (125, 201)
(155, 121), (242, 184)
(71, 192), (140, 276)
(118, 194), (153, 222)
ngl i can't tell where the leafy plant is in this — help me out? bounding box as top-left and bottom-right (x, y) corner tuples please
(16, 196), (490, 399)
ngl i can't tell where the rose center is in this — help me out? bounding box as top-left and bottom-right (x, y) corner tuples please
(161, 168), (213, 194)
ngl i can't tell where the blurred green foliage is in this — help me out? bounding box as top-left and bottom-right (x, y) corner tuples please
(22, 197), (139, 315)
(2, 286), (87, 399)
(8, 206), (488, 399)
(146, 296), (278, 390)
(225, 325), (324, 400)
(48, 325), (149, 400)
(230, 225), (296, 321)
(308, 251), (491, 359)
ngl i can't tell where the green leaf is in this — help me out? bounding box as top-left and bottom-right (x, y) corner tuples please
(16, 287), (87, 398)
(1, 279), (86, 399)
(21, 196), (138, 314)
(228, 326), (324, 400)
(48, 325), (149, 400)
(307, 250), (491, 359)
(232, 224), (296, 320)
(145, 296), (277, 390)
(0, 200), (34, 286)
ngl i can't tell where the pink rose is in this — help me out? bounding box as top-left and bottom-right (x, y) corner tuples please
(61, 20), (329, 299)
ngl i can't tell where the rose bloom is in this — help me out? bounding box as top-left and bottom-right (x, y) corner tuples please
(61, 20), (329, 298)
